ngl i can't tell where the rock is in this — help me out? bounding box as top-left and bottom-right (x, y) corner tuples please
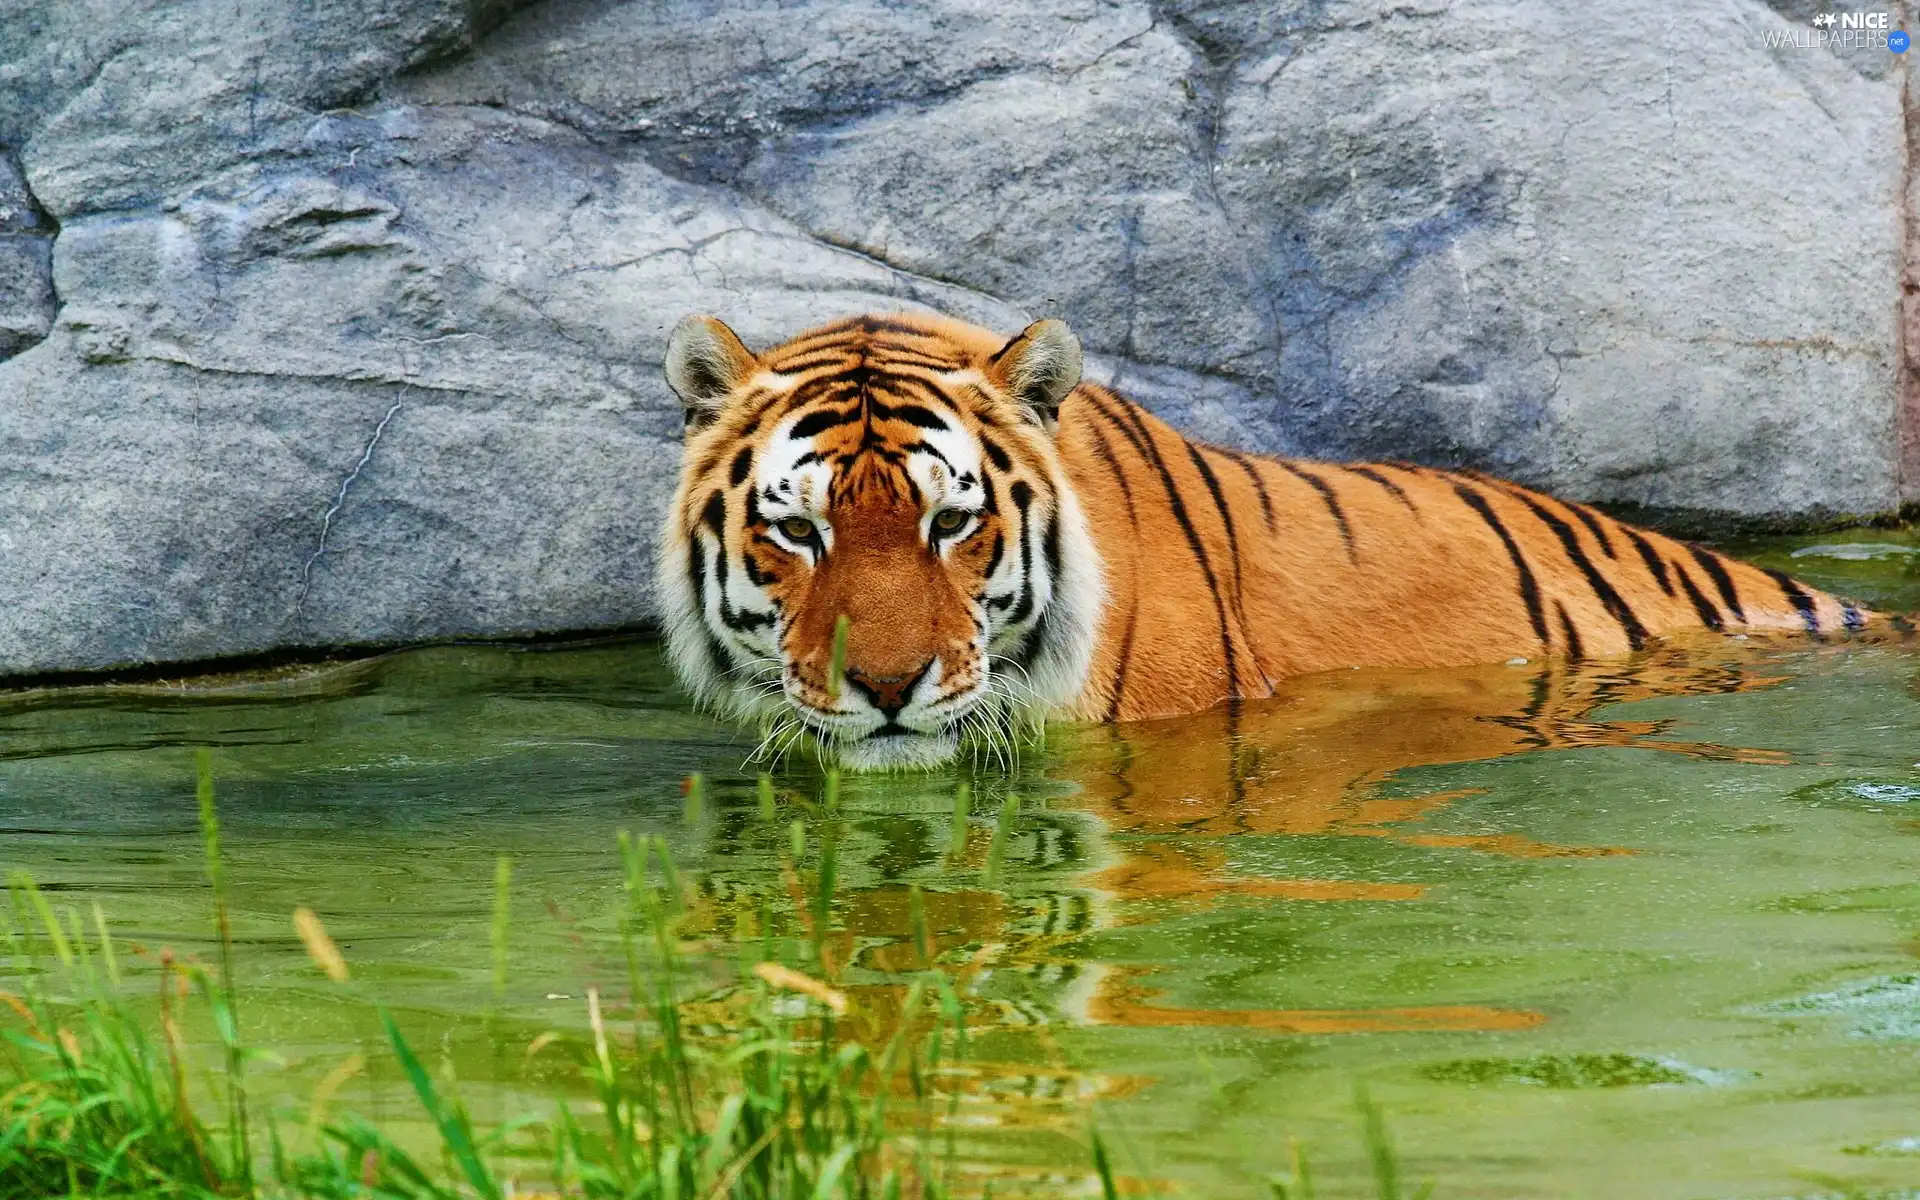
(0, 154), (55, 360)
(0, 0), (1907, 675)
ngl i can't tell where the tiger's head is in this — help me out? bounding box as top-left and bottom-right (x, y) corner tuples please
(656, 312), (1104, 770)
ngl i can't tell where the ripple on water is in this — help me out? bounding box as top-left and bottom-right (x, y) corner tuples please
(1789, 542), (1920, 561)
(1792, 778), (1920, 809)
(1759, 974), (1920, 1040)
(1846, 1136), (1920, 1157)
(1419, 1052), (1734, 1088)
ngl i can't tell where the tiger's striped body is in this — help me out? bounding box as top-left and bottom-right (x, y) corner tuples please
(659, 311), (1864, 768)
(1058, 383), (1863, 721)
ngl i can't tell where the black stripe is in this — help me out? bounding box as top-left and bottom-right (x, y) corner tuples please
(1843, 604), (1866, 632)
(766, 350), (856, 374)
(1566, 502), (1617, 558)
(729, 446), (753, 487)
(1451, 483), (1550, 648)
(872, 372), (965, 413)
(1094, 394), (1243, 694)
(1085, 423), (1138, 520)
(742, 550), (779, 587)
(1763, 568), (1821, 636)
(1624, 529), (1674, 596)
(699, 490), (774, 633)
(1185, 441), (1258, 657)
(1483, 477), (1616, 560)
(1276, 461), (1356, 562)
(1105, 607), (1138, 723)
(1506, 490), (1648, 650)
(1006, 510), (1066, 679)
(875, 372), (964, 405)
(790, 406), (860, 439)
(998, 481), (1038, 624)
(867, 401), (953, 431)
(980, 434), (1012, 472)
(897, 439), (954, 470)
(1671, 561), (1725, 631)
(713, 543), (775, 632)
(1083, 421), (1141, 719)
(1556, 601), (1585, 663)
(854, 314), (946, 338)
(684, 536), (729, 679)
(982, 532), (1005, 578)
(1216, 448), (1275, 532)
(1688, 547), (1747, 625)
(881, 350), (968, 370)
(1343, 464), (1418, 513)
(1009, 607), (1051, 679)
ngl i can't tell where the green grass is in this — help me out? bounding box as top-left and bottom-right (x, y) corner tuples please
(0, 766), (1431, 1198)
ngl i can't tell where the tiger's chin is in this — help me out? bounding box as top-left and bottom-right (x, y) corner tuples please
(833, 730), (961, 772)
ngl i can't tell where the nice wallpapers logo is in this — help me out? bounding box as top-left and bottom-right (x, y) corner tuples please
(1764, 10), (1909, 51)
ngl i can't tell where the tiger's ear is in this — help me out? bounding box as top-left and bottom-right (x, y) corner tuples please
(665, 315), (758, 430)
(984, 319), (1082, 427)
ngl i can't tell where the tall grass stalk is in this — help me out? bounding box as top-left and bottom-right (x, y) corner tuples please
(827, 615), (851, 702)
(982, 794), (1017, 887)
(945, 783), (971, 866)
(197, 748), (252, 1188)
(489, 855), (511, 1003)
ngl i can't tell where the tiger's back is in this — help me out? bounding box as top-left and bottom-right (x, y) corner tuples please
(1056, 383), (1866, 722)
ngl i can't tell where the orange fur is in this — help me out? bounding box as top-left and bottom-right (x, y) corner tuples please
(1055, 382), (1865, 721)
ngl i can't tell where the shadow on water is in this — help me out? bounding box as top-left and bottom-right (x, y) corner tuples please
(6, 536), (1920, 1196)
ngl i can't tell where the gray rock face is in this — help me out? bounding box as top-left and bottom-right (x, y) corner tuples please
(0, 0), (1908, 675)
(0, 155), (55, 360)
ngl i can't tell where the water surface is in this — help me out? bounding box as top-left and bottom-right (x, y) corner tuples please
(6, 534), (1920, 1197)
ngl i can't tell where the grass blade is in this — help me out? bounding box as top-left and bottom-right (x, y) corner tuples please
(491, 855), (511, 1002)
(380, 1008), (501, 1200)
(827, 614), (851, 702)
(1356, 1084), (1399, 1200)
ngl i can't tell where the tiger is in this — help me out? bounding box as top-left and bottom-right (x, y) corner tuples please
(656, 311), (1868, 770)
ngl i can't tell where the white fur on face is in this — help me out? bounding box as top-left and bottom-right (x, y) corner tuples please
(756, 414), (840, 551)
(657, 386), (1106, 773)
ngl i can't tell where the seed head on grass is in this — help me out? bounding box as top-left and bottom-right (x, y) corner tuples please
(752, 962), (848, 1016)
(682, 771), (707, 825)
(293, 907), (349, 984)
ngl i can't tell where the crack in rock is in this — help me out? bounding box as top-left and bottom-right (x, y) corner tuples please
(295, 398), (404, 617)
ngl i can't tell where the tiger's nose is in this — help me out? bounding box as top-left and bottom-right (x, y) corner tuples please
(843, 660), (932, 716)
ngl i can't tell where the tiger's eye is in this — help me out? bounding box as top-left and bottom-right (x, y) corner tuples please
(931, 509), (970, 535)
(776, 516), (817, 542)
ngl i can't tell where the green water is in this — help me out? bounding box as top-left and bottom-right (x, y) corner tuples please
(7, 535), (1920, 1197)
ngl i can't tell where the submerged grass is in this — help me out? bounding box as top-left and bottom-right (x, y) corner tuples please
(0, 765), (1432, 1198)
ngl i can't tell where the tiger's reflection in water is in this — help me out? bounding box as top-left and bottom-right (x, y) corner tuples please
(675, 638), (1801, 1125)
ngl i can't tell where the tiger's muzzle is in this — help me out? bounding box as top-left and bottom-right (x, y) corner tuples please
(783, 645), (989, 770)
